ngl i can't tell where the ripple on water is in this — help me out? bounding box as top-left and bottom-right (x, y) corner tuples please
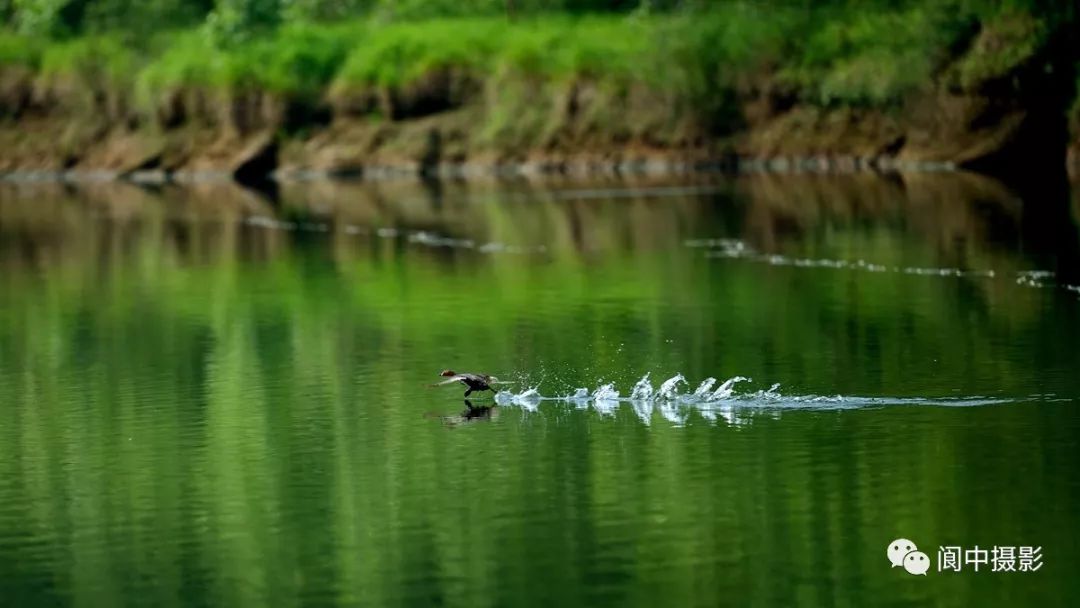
(690, 238), (1080, 291)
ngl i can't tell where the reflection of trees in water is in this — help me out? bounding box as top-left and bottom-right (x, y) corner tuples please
(738, 172), (1025, 269)
(2, 172), (1071, 276)
(2, 177), (1079, 607)
(0, 182), (282, 275)
(3, 173), (1075, 405)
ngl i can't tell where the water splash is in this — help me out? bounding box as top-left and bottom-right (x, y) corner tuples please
(692, 377), (717, 398)
(483, 373), (1035, 426)
(592, 382), (620, 416)
(568, 387), (590, 400)
(658, 401), (688, 426)
(752, 383), (783, 401)
(630, 374), (654, 401)
(593, 382), (620, 401)
(700, 402), (740, 426)
(629, 399), (654, 425)
(565, 388), (591, 410)
(495, 387), (541, 411)
(515, 388), (542, 412)
(1017, 270), (1055, 286)
(711, 376), (750, 400)
(657, 374), (686, 400)
(693, 237), (1034, 285)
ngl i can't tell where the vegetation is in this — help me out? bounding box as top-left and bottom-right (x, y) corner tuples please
(0, 1), (1077, 167)
(0, 2), (1073, 102)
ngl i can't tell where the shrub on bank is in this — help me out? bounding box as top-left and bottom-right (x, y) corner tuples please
(0, 2), (1074, 140)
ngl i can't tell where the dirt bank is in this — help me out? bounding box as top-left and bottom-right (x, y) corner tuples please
(0, 19), (1075, 183)
(0, 90), (1068, 183)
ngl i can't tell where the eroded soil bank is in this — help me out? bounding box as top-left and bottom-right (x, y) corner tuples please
(2, 87), (1074, 183)
(1, 12), (1078, 182)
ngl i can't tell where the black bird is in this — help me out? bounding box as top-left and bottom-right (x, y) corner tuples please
(430, 369), (503, 397)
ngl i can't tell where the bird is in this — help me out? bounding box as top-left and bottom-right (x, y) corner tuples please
(429, 370), (503, 397)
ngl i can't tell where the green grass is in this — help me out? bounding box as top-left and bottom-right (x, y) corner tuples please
(328, 10), (798, 93)
(332, 19), (501, 89)
(0, 33), (42, 68)
(0, 2), (1075, 135)
(778, 5), (978, 106)
(38, 36), (138, 89)
(325, 9), (803, 142)
(136, 23), (361, 106)
(948, 10), (1048, 90)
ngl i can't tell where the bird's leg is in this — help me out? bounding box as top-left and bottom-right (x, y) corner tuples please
(464, 388), (473, 397)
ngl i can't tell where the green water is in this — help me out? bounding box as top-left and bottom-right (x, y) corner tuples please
(1, 175), (1079, 607)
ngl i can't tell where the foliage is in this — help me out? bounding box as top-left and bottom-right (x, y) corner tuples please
(329, 16), (662, 90)
(0, 30), (39, 65)
(282, 0), (374, 21)
(8, 0), (209, 36)
(138, 22), (357, 101)
(947, 10), (1048, 90)
(775, 5), (977, 106)
(205, 0), (283, 45)
(332, 19), (498, 89)
(0, 0), (1077, 131)
(38, 33), (134, 82)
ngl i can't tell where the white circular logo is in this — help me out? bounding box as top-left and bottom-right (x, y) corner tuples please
(903, 551), (931, 575)
(888, 538), (918, 568)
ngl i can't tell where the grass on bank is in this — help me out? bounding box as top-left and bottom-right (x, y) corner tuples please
(137, 23), (362, 102)
(0, 2), (1069, 130)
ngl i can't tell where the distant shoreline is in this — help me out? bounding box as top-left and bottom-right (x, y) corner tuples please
(1, 9), (1077, 183)
(0, 154), (970, 185)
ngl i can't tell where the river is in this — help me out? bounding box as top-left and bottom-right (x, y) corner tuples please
(1, 173), (1078, 606)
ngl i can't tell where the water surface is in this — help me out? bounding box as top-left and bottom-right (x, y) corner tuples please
(1, 174), (1079, 607)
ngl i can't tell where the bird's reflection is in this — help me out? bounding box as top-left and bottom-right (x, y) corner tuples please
(425, 399), (499, 427)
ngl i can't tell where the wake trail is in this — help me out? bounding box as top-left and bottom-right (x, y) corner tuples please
(492, 373), (1056, 425)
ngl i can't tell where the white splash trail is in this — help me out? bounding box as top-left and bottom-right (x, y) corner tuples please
(658, 401), (689, 426)
(488, 374), (1034, 426)
(711, 376), (750, 400)
(629, 399), (654, 425)
(692, 377), (717, 398)
(657, 374), (686, 400)
(593, 382), (620, 401)
(630, 374), (654, 401)
(592, 382), (621, 416)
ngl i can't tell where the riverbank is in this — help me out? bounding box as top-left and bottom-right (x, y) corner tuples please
(1, 5), (1077, 181)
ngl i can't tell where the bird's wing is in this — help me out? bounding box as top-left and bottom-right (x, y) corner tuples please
(429, 376), (465, 388)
